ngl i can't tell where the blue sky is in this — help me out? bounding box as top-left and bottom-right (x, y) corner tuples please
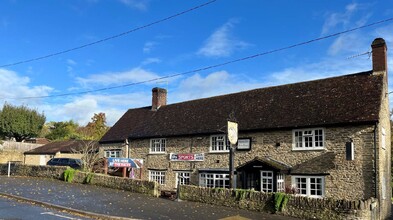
(0, 0), (393, 126)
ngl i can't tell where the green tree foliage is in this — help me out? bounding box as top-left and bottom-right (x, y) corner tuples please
(85, 113), (109, 140)
(0, 103), (46, 142)
(45, 113), (109, 141)
(45, 120), (81, 141)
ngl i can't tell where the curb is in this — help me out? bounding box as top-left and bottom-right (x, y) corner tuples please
(0, 192), (138, 220)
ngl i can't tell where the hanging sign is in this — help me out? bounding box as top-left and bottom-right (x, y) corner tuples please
(227, 121), (238, 145)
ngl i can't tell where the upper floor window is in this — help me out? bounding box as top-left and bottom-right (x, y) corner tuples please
(105, 149), (121, 158)
(292, 176), (324, 198)
(293, 128), (324, 150)
(150, 138), (166, 153)
(210, 135), (229, 152)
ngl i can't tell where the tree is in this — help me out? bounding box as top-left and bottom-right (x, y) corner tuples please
(0, 103), (46, 142)
(45, 120), (81, 141)
(71, 140), (101, 173)
(83, 113), (109, 140)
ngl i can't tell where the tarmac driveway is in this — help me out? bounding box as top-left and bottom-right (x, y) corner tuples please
(0, 176), (298, 220)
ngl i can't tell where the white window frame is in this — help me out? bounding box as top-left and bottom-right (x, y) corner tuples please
(292, 128), (325, 150)
(104, 149), (121, 158)
(199, 173), (229, 188)
(149, 170), (166, 185)
(150, 138), (166, 153)
(210, 135), (229, 153)
(292, 176), (324, 198)
(176, 172), (191, 187)
(260, 171), (274, 192)
(277, 173), (285, 192)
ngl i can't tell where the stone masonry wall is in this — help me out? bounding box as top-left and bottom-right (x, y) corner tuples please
(0, 163), (160, 197)
(129, 124), (376, 200)
(179, 185), (378, 220)
(375, 69), (391, 219)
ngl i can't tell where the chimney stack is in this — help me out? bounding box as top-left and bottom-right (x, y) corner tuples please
(371, 38), (388, 73)
(152, 87), (167, 111)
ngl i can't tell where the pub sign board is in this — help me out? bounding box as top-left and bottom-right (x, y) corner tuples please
(108, 158), (142, 168)
(169, 153), (204, 161)
(237, 138), (251, 150)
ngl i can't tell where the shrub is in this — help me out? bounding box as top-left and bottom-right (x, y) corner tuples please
(63, 168), (76, 183)
(274, 192), (290, 212)
(84, 172), (94, 184)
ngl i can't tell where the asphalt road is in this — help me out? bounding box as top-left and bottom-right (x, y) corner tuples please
(0, 176), (298, 220)
(0, 196), (91, 220)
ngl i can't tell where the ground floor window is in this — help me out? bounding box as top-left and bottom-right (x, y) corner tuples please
(104, 149), (121, 158)
(277, 173), (285, 192)
(292, 176), (324, 198)
(176, 172), (191, 186)
(260, 171), (274, 192)
(199, 173), (229, 188)
(149, 170), (166, 185)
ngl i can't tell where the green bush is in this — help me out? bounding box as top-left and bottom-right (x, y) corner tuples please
(63, 168), (76, 183)
(274, 192), (289, 212)
(84, 172), (94, 184)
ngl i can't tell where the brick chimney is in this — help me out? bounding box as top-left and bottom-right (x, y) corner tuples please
(151, 87), (167, 111)
(371, 38), (388, 73)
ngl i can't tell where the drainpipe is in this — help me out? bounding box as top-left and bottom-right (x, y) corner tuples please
(125, 139), (129, 158)
(373, 122), (378, 199)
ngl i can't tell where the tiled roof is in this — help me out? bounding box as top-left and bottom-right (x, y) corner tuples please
(100, 71), (383, 143)
(24, 140), (98, 155)
(291, 152), (336, 175)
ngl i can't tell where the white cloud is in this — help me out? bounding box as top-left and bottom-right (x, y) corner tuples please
(142, 58), (161, 66)
(76, 67), (160, 87)
(119, 0), (149, 11)
(321, 3), (359, 35)
(172, 71), (264, 102)
(42, 91), (151, 126)
(67, 59), (77, 66)
(197, 20), (249, 58)
(0, 69), (53, 104)
(143, 41), (156, 54)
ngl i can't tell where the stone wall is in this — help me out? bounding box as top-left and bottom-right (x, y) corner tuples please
(375, 68), (391, 219)
(179, 185), (378, 220)
(0, 163), (160, 197)
(128, 124), (377, 199)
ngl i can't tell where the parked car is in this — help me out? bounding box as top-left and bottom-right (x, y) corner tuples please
(46, 158), (83, 169)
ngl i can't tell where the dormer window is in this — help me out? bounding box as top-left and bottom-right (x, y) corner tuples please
(293, 128), (324, 150)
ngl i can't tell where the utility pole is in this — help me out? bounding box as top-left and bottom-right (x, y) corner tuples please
(227, 120), (238, 189)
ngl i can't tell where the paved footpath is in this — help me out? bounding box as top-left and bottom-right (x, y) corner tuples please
(0, 176), (298, 220)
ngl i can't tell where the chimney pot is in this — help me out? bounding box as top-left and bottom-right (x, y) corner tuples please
(371, 38), (388, 73)
(152, 87), (167, 111)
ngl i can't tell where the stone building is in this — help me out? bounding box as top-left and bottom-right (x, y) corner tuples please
(100, 38), (391, 219)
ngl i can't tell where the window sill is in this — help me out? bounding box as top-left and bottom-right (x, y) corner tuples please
(209, 151), (230, 154)
(291, 148), (325, 151)
(148, 152), (166, 155)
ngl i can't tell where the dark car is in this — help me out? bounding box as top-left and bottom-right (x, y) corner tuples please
(46, 158), (83, 169)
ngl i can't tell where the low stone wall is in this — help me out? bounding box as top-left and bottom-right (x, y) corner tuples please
(0, 164), (160, 197)
(179, 185), (377, 220)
